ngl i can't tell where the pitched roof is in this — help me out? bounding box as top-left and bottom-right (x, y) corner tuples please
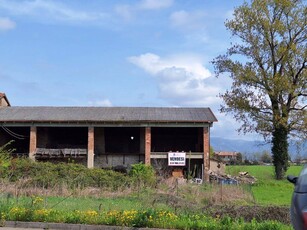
(215, 152), (238, 157)
(0, 93), (10, 106)
(0, 106), (217, 124)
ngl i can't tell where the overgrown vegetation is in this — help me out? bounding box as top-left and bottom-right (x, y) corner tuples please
(0, 141), (14, 171)
(129, 162), (156, 187)
(1, 158), (130, 191)
(0, 202), (291, 229)
(0, 145), (296, 226)
(0, 145), (297, 229)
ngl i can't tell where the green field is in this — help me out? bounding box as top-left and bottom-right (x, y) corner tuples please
(0, 164), (301, 229)
(2, 165), (302, 210)
(226, 165), (303, 205)
(3, 195), (147, 212)
(2, 165), (301, 210)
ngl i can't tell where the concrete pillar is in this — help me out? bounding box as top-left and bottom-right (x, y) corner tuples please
(29, 126), (37, 161)
(87, 126), (94, 168)
(203, 126), (210, 182)
(145, 127), (151, 165)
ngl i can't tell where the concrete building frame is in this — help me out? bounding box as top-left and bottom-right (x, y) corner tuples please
(0, 104), (217, 182)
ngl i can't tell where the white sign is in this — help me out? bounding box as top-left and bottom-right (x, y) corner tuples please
(168, 152), (186, 166)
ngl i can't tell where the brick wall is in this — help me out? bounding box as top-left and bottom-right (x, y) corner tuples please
(29, 126), (37, 160)
(203, 127), (210, 182)
(145, 127), (151, 165)
(87, 127), (94, 168)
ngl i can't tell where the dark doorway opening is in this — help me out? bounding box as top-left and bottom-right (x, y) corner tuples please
(151, 127), (202, 152)
(104, 127), (140, 154)
(0, 126), (30, 156)
(37, 127), (87, 149)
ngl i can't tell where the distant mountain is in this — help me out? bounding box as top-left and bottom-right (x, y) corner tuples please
(211, 137), (307, 160)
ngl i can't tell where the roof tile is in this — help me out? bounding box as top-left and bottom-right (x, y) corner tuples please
(0, 107), (217, 123)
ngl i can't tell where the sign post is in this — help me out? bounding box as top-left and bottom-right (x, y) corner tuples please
(168, 152), (186, 166)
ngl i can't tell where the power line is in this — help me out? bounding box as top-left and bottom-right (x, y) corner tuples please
(1, 126), (27, 140)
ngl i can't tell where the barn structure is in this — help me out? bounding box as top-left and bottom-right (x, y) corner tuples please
(0, 93), (217, 181)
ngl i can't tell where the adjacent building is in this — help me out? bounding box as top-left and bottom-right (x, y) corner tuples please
(0, 93), (10, 107)
(214, 151), (238, 163)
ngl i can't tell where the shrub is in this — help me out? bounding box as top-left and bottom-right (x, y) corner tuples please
(129, 163), (156, 188)
(3, 158), (130, 190)
(0, 141), (14, 178)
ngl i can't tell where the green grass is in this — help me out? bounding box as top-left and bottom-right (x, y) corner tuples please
(0, 203), (291, 230)
(4, 196), (138, 212)
(2, 193), (172, 213)
(2, 165), (302, 210)
(226, 165), (303, 205)
(45, 196), (143, 211)
(0, 156), (298, 229)
(0, 165), (299, 229)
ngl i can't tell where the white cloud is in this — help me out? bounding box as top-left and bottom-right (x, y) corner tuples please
(0, 17), (16, 31)
(169, 9), (234, 50)
(138, 0), (173, 10)
(211, 112), (237, 138)
(170, 10), (189, 27)
(128, 53), (223, 106)
(168, 10), (213, 48)
(114, 4), (133, 21)
(88, 99), (112, 107)
(170, 10), (207, 31)
(0, 0), (107, 23)
(129, 53), (210, 78)
(115, 0), (173, 20)
(211, 111), (264, 141)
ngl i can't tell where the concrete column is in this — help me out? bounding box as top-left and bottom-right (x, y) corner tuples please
(87, 126), (94, 168)
(145, 127), (151, 165)
(203, 126), (210, 182)
(29, 126), (37, 161)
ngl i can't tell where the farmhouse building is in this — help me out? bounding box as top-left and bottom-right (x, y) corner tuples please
(214, 151), (238, 163)
(0, 93), (217, 181)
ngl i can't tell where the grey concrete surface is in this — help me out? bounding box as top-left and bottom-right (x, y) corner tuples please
(1, 221), (168, 230)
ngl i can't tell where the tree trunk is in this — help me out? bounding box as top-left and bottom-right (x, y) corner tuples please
(272, 124), (289, 180)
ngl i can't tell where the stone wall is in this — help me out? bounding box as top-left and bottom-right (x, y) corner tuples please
(210, 160), (225, 175)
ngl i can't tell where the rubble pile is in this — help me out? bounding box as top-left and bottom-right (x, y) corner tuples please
(209, 171), (257, 185)
(235, 172), (257, 184)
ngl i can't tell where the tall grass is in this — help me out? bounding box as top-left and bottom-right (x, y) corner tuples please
(0, 151), (296, 228)
(226, 165), (303, 205)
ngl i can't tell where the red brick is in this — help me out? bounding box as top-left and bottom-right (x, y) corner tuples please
(145, 127), (151, 165)
(29, 126), (36, 161)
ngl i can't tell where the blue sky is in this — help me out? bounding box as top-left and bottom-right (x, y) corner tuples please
(0, 0), (261, 140)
